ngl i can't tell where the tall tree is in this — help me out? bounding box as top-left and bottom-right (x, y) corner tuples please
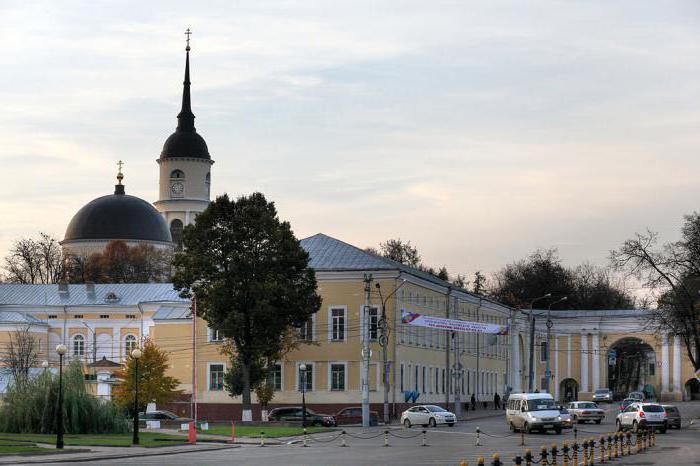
(378, 238), (422, 267)
(3, 233), (65, 284)
(173, 193), (321, 421)
(1, 326), (40, 384)
(611, 212), (700, 370)
(112, 338), (181, 413)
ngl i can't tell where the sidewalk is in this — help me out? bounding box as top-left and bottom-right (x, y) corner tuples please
(0, 442), (233, 465)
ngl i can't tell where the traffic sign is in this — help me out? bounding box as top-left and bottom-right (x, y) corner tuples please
(545, 370), (552, 378)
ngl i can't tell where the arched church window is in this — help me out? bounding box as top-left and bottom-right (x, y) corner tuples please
(170, 219), (184, 251)
(73, 334), (85, 357)
(170, 169), (185, 179)
(205, 172), (211, 197)
(125, 335), (137, 357)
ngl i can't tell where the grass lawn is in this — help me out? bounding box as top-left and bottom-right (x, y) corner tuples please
(0, 439), (52, 455)
(0, 432), (187, 447)
(204, 424), (333, 438)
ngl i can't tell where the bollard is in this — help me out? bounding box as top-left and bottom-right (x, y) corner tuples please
(562, 442), (569, 466)
(524, 448), (533, 466)
(231, 422), (236, 444)
(188, 421), (197, 445)
(422, 430), (427, 447)
(340, 430), (347, 447)
(303, 427), (308, 447)
(384, 429), (389, 447)
(645, 429), (650, 449)
(573, 426), (578, 444)
(599, 435), (606, 464)
(626, 432), (632, 456)
(491, 452), (502, 466)
(651, 429), (656, 447)
(607, 434), (612, 462)
(572, 442), (578, 466)
(540, 446), (548, 465)
(477, 456), (485, 466)
(460, 460), (469, 466)
(551, 443), (558, 466)
(613, 433), (619, 458)
(476, 426), (482, 446)
(520, 430), (525, 447)
(582, 440), (589, 466)
(589, 438), (596, 466)
(260, 431), (266, 447)
(513, 455), (523, 465)
(636, 430), (642, 454)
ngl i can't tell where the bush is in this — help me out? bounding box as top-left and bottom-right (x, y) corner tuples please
(0, 359), (128, 434)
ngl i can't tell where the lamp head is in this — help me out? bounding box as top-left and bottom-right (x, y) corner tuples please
(41, 360), (49, 368)
(300, 363), (307, 371)
(131, 348), (143, 359)
(55, 344), (67, 355)
(544, 293), (552, 298)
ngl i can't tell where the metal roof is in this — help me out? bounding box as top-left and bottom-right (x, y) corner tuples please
(0, 283), (188, 307)
(0, 311), (45, 324)
(152, 306), (192, 320)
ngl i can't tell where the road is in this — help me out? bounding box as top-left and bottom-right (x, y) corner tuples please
(38, 402), (700, 466)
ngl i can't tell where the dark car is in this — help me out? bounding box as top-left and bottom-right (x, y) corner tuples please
(267, 407), (336, 427)
(335, 407), (379, 426)
(662, 405), (682, 429)
(618, 398), (635, 413)
(138, 410), (192, 426)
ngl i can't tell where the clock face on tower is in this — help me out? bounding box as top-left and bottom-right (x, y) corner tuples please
(170, 181), (185, 198)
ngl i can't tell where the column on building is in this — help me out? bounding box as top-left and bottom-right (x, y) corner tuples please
(512, 325), (521, 392)
(567, 335), (571, 379)
(554, 335), (560, 400)
(661, 334), (669, 393)
(591, 333), (600, 391)
(672, 335), (681, 394)
(580, 332), (589, 393)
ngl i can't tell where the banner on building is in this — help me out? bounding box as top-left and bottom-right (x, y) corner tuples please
(401, 311), (509, 335)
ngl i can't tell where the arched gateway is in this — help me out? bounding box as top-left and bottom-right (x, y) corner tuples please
(607, 337), (657, 399)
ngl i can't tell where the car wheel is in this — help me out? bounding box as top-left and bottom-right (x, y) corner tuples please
(555, 426), (562, 435)
(428, 418), (437, 428)
(524, 422), (532, 434)
(659, 427), (667, 434)
(403, 419), (411, 428)
(509, 422), (516, 432)
(633, 421), (639, 433)
(595, 419), (602, 425)
(447, 423), (454, 427)
(616, 420), (623, 432)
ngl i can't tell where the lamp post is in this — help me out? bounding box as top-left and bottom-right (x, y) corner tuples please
(544, 297), (567, 393)
(131, 348), (143, 445)
(528, 293), (551, 392)
(299, 364), (307, 428)
(375, 278), (407, 424)
(55, 344), (67, 449)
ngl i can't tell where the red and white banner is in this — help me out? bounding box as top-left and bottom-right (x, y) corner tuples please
(401, 311), (509, 335)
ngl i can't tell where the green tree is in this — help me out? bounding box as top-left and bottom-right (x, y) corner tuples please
(378, 238), (421, 267)
(112, 338), (181, 413)
(173, 193), (321, 421)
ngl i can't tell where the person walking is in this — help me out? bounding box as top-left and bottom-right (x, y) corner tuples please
(470, 393), (476, 411)
(494, 392), (501, 410)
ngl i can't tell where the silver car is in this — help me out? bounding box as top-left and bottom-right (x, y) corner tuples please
(593, 388), (613, 403)
(567, 401), (605, 424)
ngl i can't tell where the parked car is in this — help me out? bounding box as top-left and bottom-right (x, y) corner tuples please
(566, 401), (605, 424)
(138, 410), (192, 424)
(627, 391), (645, 402)
(267, 407), (336, 427)
(662, 405), (681, 429)
(558, 406), (573, 429)
(619, 398), (636, 413)
(505, 393), (563, 434)
(334, 407), (379, 426)
(401, 405), (456, 428)
(616, 402), (667, 433)
(592, 388), (613, 403)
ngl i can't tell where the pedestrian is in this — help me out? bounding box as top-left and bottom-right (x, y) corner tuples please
(494, 392), (501, 410)
(534, 388), (540, 393)
(470, 393), (476, 411)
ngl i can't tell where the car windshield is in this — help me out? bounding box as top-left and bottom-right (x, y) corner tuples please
(559, 408), (569, 414)
(526, 399), (556, 411)
(595, 390), (609, 394)
(426, 406), (448, 413)
(642, 405), (664, 413)
(578, 403), (598, 409)
(664, 407), (678, 413)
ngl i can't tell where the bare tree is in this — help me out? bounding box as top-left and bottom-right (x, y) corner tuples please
(3, 233), (65, 284)
(1, 326), (40, 383)
(611, 212), (700, 370)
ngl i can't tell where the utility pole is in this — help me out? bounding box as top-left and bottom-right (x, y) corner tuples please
(527, 293), (551, 392)
(544, 297), (567, 393)
(444, 287), (451, 409)
(376, 279), (406, 425)
(362, 274), (372, 428)
(476, 298), (480, 405)
(453, 296), (461, 418)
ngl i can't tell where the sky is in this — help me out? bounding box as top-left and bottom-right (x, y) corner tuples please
(1, 0), (699, 285)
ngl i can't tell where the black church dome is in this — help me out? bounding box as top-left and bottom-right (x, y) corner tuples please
(64, 188), (171, 243)
(161, 130), (210, 159)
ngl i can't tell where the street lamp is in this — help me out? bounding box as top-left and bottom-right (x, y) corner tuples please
(131, 348), (143, 446)
(544, 297), (567, 393)
(528, 293), (551, 392)
(41, 360), (49, 372)
(375, 279), (407, 424)
(55, 344), (67, 449)
(299, 364), (307, 428)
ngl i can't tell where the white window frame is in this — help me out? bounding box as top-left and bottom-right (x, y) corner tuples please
(298, 314), (316, 342)
(328, 306), (347, 342)
(124, 334), (137, 356)
(296, 362), (315, 392)
(269, 362), (283, 391)
(208, 327), (224, 343)
(207, 362), (225, 391)
(72, 333), (85, 357)
(360, 305), (380, 342)
(328, 361), (348, 392)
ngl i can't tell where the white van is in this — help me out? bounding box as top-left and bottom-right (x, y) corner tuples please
(506, 393), (563, 434)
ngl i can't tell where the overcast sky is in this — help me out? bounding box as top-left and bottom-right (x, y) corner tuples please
(1, 0), (699, 283)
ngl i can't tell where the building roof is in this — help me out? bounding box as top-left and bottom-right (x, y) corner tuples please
(152, 305), (192, 320)
(0, 283), (188, 307)
(0, 311), (45, 324)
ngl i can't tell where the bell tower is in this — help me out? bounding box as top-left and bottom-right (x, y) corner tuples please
(154, 29), (214, 250)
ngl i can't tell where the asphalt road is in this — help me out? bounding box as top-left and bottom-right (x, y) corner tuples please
(38, 402), (700, 466)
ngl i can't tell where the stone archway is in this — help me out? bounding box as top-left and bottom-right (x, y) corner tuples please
(608, 337), (656, 399)
(560, 378), (578, 403)
(684, 378), (700, 401)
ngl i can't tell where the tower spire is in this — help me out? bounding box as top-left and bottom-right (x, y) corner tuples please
(177, 28), (195, 132)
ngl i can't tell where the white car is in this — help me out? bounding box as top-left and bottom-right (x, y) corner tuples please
(566, 401), (605, 424)
(616, 402), (667, 433)
(401, 405), (456, 428)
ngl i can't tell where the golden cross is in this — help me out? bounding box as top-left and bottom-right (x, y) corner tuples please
(117, 160), (124, 173)
(185, 28), (192, 48)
